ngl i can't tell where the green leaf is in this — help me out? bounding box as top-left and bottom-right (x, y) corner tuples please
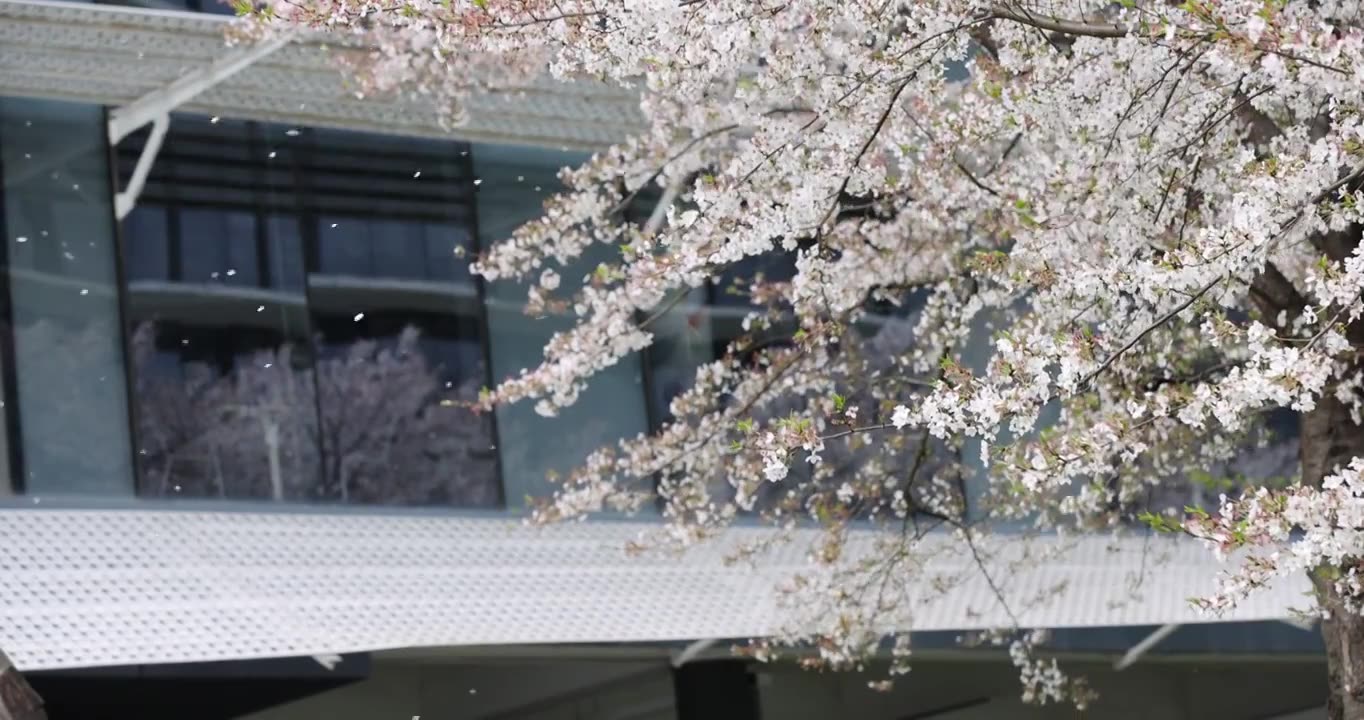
(1137, 511), (1180, 533)
(833, 393), (847, 412)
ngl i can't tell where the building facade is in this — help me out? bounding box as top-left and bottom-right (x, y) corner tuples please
(0, 0), (1336, 717)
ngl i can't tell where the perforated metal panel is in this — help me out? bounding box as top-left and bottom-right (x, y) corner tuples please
(0, 0), (644, 148)
(0, 508), (1309, 671)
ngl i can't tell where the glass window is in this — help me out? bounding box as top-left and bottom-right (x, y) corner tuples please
(306, 128), (497, 508)
(473, 143), (652, 508)
(178, 209), (260, 287)
(0, 96), (135, 495)
(265, 214), (306, 292)
(94, 0), (235, 12)
(118, 116), (321, 501)
(121, 206), (170, 282)
(642, 249), (805, 511)
(118, 115), (499, 507)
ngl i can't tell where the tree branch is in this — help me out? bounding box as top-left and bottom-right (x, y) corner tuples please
(1078, 276), (1222, 390)
(988, 5), (1127, 38)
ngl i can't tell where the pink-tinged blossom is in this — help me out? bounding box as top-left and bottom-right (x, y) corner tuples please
(247, 0), (1364, 706)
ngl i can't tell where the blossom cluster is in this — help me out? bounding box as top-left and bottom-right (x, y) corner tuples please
(251, 0), (1364, 703)
(1186, 458), (1364, 613)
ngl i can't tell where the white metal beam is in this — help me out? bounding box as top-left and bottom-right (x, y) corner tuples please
(1114, 623), (1180, 670)
(105, 32), (294, 218)
(113, 112), (168, 220)
(107, 33), (293, 144)
(310, 653), (342, 670)
(670, 638), (720, 668)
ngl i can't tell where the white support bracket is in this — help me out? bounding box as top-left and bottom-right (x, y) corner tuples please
(107, 33), (293, 144)
(310, 653), (342, 671)
(670, 638), (720, 668)
(1114, 623), (1179, 671)
(113, 112), (168, 221)
(107, 32), (293, 219)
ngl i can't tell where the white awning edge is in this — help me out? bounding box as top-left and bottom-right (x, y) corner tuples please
(0, 0), (644, 149)
(0, 508), (1312, 671)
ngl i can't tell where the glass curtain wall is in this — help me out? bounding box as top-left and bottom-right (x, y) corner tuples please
(0, 98), (783, 513)
(116, 114), (498, 507)
(0, 96), (135, 496)
(471, 144), (652, 508)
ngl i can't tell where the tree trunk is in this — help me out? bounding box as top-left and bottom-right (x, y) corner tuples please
(263, 419), (284, 502)
(0, 649), (45, 720)
(1302, 355), (1364, 720)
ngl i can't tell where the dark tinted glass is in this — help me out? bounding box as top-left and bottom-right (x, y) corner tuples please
(473, 143), (652, 509)
(117, 114), (498, 506)
(0, 96), (135, 496)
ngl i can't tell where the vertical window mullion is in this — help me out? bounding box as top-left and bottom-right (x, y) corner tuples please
(461, 142), (508, 509)
(103, 106), (147, 495)
(0, 113), (25, 495)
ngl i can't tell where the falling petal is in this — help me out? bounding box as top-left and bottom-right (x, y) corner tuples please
(353, 312), (365, 321)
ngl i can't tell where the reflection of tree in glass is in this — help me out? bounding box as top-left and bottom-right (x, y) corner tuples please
(314, 326), (498, 506)
(132, 323), (498, 507)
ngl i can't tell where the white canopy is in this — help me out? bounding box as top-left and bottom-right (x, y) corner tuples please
(0, 508), (1310, 671)
(0, 0), (643, 149)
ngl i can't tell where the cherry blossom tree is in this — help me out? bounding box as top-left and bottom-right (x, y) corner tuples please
(249, 0), (1364, 714)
